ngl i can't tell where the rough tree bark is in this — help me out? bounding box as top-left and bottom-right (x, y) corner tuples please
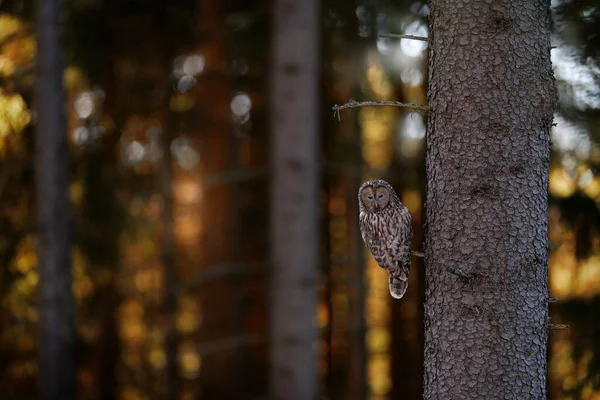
(268, 0), (320, 399)
(424, 0), (556, 398)
(35, 0), (77, 399)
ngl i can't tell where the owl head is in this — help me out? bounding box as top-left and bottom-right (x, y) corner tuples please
(358, 179), (400, 213)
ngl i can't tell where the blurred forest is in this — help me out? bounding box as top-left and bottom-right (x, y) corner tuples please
(0, 0), (599, 399)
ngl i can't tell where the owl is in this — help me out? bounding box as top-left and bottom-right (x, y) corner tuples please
(358, 179), (413, 299)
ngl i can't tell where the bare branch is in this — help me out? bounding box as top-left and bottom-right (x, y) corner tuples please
(332, 100), (430, 120)
(548, 297), (559, 303)
(412, 251), (424, 258)
(548, 324), (569, 330)
(379, 33), (430, 42)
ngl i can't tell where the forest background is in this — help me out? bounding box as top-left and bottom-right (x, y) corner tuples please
(0, 0), (599, 399)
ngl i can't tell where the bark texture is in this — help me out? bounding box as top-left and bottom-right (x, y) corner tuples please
(268, 0), (320, 399)
(35, 0), (77, 399)
(424, 1), (556, 398)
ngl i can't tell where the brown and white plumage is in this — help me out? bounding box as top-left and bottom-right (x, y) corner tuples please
(358, 179), (413, 299)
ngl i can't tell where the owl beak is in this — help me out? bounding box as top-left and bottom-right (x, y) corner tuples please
(374, 203), (379, 209)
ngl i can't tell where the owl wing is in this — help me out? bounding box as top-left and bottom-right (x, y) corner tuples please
(388, 207), (413, 299)
(358, 211), (390, 267)
(359, 207), (413, 299)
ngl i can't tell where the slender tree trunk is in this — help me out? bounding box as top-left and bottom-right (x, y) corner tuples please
(35, 0), (76, 399)
(423, 0), (556, 398)
(161, 111), (178, 400)
(161, 122), (179, 400)
(159, 3), (185, 398)
(82, 155), (122, 400)
(269, 0), (320, 399)
(161, 49), (178, 400)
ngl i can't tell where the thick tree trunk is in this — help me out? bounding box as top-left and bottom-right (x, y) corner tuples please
(268, 0), (320, 399)
(424, 1), (556, 398)
(35, 0), (77, 399)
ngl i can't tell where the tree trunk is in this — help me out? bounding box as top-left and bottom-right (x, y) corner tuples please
(268, 0), (320, 399)
(35, 0), (77, 399)
(160, 8), (178, 399)
(161, 92), (179, 400)
(424, 1), (556, 398)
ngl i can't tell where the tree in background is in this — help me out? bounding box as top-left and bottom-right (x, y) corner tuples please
(4, 0), (600, 398)
(35, 0), (76, 398)
(269, 0), (321, 399)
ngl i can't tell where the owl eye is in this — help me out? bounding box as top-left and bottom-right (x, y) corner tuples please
(367, 195), (373, 200)
(378, 194), (384, 199)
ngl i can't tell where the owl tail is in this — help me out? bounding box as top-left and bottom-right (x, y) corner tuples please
(388, 270), (409, 299)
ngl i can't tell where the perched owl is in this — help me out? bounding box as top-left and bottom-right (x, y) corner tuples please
(358, 179), (413, 299)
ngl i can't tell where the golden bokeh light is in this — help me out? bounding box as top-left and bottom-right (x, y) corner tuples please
(402, 189), (421, 218)
(550, 167), (577, 198)
(0, 15), (35, 77)
(0, 91), (31, 156)
(179, 341), (202, 379)
(149, 346), (167, 370)
(174, 178), (201, 205)
(368, 353), (392, 396)
(176, 295), (202, 334)
(317, 303), (329, 329)
(121, 386), (147, 400)
(359, 61), (398, 173)
(170, 93), (196, 113)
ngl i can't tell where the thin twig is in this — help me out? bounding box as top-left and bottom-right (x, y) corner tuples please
(548, 324), (569, 330)
(447, 264), (474, 279)
(548, 297), (559, 303)
(332, 100), (430, 120)
(412, 251), (424, 258)
(379, 33), (430, 42)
